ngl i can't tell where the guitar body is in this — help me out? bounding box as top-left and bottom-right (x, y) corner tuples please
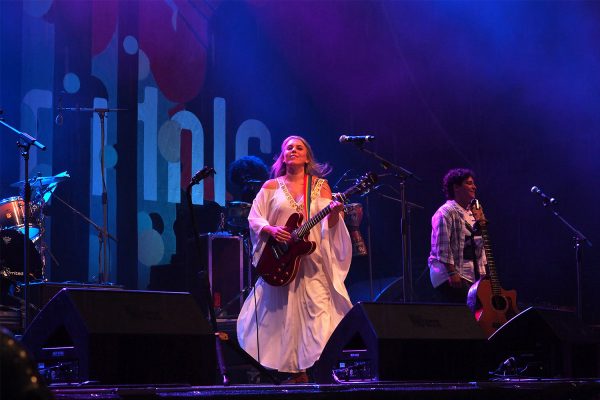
(466, 199), (520, 337)
(467, 277), (519, 337)
(254, 172), (378, 287)
(255, 213), (316, 286)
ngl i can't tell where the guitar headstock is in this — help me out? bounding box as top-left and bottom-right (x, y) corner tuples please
(469, 198), (487, 225)
(335, 172), (378, 203)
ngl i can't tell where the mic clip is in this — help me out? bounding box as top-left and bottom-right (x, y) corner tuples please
(189, 166), (216, 186)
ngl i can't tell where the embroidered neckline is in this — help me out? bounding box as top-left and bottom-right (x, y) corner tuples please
(277, 178), (304, 213)
(277, 177), (325, 213)
(311, 178), (325, 200)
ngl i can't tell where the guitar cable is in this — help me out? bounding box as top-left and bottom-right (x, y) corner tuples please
(252, 276), (261, 365)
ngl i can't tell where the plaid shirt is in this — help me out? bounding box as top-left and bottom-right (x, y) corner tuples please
(428, 200), (486, 287)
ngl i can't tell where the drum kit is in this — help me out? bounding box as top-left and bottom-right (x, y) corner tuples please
(0, 172), (69, 308)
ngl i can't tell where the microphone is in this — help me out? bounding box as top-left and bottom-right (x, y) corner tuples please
(339, 135), (375, 144)
(190, 166), (215, 186)
(531, 186), (557, 205)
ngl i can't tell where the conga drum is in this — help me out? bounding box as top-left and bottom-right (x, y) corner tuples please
(344, 203), (367, 257)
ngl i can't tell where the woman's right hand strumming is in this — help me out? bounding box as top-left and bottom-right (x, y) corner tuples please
(263, 225), (291, 243)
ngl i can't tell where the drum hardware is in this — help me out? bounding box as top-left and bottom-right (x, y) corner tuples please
(0, 305), (22, 333)
(10, 173), (70, 189)
(226, 201), (251, 235)
(0, 196), (42, 242)
(1, 171), (70, 283)
(0, 230), (44, 281)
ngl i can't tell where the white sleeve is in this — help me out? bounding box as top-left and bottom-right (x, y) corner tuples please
(248, 188), (271, 266)
(318, 199), (353, 306)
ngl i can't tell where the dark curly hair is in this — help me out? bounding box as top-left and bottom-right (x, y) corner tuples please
(442, 168), (475, 200)
(229, 156), (270, 187)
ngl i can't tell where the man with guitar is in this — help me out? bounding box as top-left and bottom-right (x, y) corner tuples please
(236, 136), (354, 384)
(428, 168), (487, 303)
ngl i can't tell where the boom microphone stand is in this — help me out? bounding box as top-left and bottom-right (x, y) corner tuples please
(185, 167), (229, 384)
(0, 117), (46, 329)
(532, 189), (592, 321)
(51, 192), (118, 259)
(185, 167), (279, 385)
(350, 143), (421, 302)
(59, 105), (124, 283)
(185, 167), (279, 386)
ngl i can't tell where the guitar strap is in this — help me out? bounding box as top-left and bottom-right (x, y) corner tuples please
(303, 174), (312, 220)
(465, 223), (481, 280)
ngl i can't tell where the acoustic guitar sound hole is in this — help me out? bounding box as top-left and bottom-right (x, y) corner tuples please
(491, 295), (507, 311)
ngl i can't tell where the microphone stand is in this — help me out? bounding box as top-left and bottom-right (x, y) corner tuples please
(61, 106), (125, 283)
(184, 168), (279, 385)
(370, 184), (424, 300)
(535, 200), (592, 321)
(185, 168), (229, 385)
(0, 117), (46, 329)
(365, 195), (373, 300)
(350, 143), (421, 303)
(51, 192), (118, 276)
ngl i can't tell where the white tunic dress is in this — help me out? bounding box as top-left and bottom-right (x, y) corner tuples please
(236, 178), (353, 373)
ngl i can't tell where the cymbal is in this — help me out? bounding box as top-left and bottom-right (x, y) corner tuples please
(11, 172), (70, 188)
(228, 201), (251, 207)
(243, 179), (263, 186)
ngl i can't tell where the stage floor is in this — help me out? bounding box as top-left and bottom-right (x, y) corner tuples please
(49, 379), (600, 400)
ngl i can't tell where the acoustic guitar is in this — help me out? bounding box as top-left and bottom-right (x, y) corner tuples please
(466, 199), (519, 336)
(255, 172), (377, 286)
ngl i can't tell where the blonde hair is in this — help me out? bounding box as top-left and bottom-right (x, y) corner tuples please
(270, 135), (331, 178)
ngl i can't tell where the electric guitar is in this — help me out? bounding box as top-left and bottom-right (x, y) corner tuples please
(256, 172), (377, 286)
(466, 199), (519, 336)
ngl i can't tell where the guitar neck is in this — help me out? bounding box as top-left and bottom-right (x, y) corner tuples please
(479, 225), (501, 295)
(292, 172), (377, 240)
(295, 204), (333, 238)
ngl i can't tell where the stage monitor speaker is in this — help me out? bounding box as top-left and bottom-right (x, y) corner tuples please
(22, 288), (216, 385)
(28, 281), (124, 311)
(488, 307), (600, 378)
(313, 302), (492, 383)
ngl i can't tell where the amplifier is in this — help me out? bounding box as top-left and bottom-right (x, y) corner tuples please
(188, 233), (244, 317)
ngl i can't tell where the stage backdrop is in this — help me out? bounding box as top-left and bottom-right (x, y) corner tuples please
(1, 1), (598, 322)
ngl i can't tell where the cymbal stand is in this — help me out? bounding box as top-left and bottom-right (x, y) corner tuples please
(350, 143), (421, 303)
(0, 117), (46, 329)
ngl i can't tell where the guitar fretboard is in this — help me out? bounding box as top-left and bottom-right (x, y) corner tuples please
(295, 203), (334, 238)
(479, 224), (501, 296)
(291, 172), (376, 241)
